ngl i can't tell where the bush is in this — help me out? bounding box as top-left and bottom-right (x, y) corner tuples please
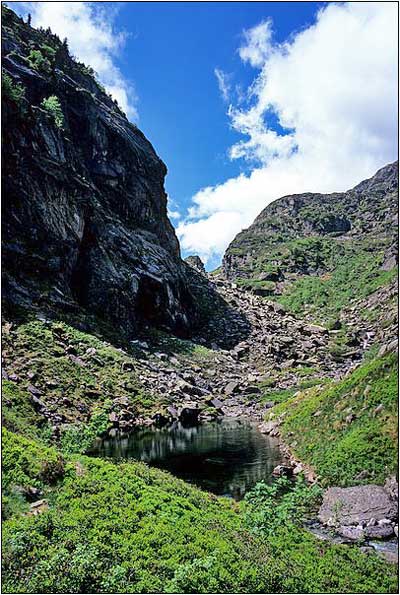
(27, 49), (51, 72)
(2, 71), (25, 104)
(244, 476), (322, 536)
(60, 401), (111, 456)
(41, 95), (65, 129)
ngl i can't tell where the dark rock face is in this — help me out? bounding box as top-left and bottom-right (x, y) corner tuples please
(1, 7), (200, 336)
(184, 255), (206, 275)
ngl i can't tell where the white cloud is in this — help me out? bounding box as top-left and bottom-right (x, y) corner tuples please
(168, 209), (181, 221)
(238, 19), (273, 67)
(15, 2), (137, 119)
(214, 68), (232, 102)
(178, 2), (398, 265)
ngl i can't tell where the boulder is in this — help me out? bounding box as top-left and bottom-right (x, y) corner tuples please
(272, 465), (293, 478)
(384, 475), (398, 501)
(318, 485), (398, 526)
(337, 525), (365, 541)
(259, 419), (280, 436)
(364, 524), (394, 539)
(224, 381), (240, 395)
(179, 403), (201, 425)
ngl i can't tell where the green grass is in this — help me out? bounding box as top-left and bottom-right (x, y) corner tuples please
(2, 429), (397, 594)
(269, 353), (398, 486)
(2, 318), (161, 432)
(2, 380), (50, 440)
(277, 243), (397, 324)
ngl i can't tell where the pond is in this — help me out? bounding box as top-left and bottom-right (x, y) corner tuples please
(88, 417), (284, 500)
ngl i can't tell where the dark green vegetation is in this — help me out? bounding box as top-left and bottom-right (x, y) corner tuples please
(277, 239), (397, 322)
(269, 352), (398, 486)
(2, 69), (25, 103)
(2, 428), (397, 594)
(40, 95), (65, 128)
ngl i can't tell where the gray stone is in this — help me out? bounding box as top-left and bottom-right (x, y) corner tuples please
(225, 381), (240, 395)
(337, 525), (365, 541)
(272, 465), (293, 478)
(364, 524), (394, 539)
(318, 485), (398, 526)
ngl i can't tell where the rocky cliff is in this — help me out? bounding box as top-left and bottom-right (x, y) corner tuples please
(1, 6), (206, 337)
(223, 162), (398, 325)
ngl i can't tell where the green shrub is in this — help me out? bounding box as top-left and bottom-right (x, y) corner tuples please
(40, 43), (56, 60)
(41, 95), (65, 128)
(2, 428), (64, 491)
(60, 400), (111, 456)
(2, 71), (25, 104)
(244, 476), (322, 536)
(27, 49), (51, 72)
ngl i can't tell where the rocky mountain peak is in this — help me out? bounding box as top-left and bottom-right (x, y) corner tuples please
(1, 6), (210, 338)
(184, 255), (206, 275)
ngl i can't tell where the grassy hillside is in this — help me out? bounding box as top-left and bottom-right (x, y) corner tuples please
(223, 162), (398, 327)
(2, 428), (397, 594)
(268, 352), (398, 486)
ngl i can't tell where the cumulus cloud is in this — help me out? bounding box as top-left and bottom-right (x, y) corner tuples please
(178, 2), (398, 265)
(15, 1), (137, 118)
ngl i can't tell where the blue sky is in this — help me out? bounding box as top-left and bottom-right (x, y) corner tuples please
(108, 2), (323, 214)
(12, 2), (398, 269)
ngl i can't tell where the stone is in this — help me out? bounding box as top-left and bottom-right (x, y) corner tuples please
(345, 413), (356, 424)
(302, 324), (328, 336)
(272, 465), (293, 478)
(28, 499), (49, 516)
(28, 384), (42, 396)
(184, 255), (206, 275)
(318, 485), (398, 526)
(209, 397), (224, 411)
(364, 524), (394, 539)
(152, 412), (169, 427)
(109, 411), (118, 423)
(384, 475), (398, 501)
(179, 403), (201, 425)
(381, 254), (397, 271)
(337, 525), (365, 541)
(354, 470), (369, 481)
(122, 361), (135, 372)
(167, 406), (178, 419)
(259, 420), (280, 434)
(225, 381), (240, 395)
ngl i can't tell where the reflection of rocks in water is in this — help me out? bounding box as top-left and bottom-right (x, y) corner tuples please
(89, 418), (283, 500)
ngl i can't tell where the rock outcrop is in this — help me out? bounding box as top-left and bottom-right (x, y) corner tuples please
(223, 161), (398, 299)
(1, 6), (207, 337)
(184, 255), (206, 275)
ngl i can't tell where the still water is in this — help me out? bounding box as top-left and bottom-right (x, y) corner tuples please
(89, 417), (283, 500)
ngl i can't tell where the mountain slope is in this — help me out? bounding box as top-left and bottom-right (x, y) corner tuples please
(1, 5), (207, 337)
(223, 162), (398, 326)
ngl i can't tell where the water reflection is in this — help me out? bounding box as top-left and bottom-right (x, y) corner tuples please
(88, 418), (283, 500)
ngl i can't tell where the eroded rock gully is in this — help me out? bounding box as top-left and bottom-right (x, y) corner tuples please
(114, 273), (384, 428)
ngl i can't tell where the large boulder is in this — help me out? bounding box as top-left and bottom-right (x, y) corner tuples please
(318, 484), (398, 526)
